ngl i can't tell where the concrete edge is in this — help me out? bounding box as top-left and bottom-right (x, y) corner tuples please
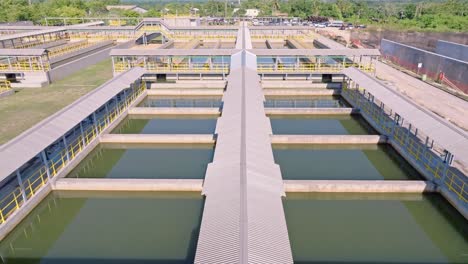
(52, 178), (204, 192)
(147, 89), (224, 96)
(263, 89), (339, 96)
(128, 107), (221, 118)
(0, 185), (52, 241)
(0, 89), (14, 98)
(265, 108), (358, 116)
(100, 134), (216, 145)
(283, 180), (437, 193)
(271, 135), (388, 145)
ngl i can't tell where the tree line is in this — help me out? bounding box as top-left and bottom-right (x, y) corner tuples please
(0, 0), (466, 32)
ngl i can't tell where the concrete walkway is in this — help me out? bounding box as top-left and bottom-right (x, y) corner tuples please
(129, 107), (221, 117)
(100, 134), (216, 146)
(271, 135), (387, 145)
(264, 89), (338, 96)
(374, 60), (468, 131)
(283, 180), (436, 193)
(265, 108), (357, 116)
(53, 178), (203, 191)
(316, 33), (468, 131)
(147, 89), (224, 96)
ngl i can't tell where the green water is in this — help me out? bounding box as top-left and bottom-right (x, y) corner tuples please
(284, 193), (468, 264)
(112, 117), (217, 134)
(0, 191), (204, 264)
(67, 146), (213, 179)
(270, 115), (376, 135)
(273, 145), (421, 180)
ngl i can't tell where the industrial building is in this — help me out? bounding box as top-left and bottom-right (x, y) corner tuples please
(0, 19), (466, 263)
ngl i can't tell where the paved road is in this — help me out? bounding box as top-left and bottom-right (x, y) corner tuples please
(316, 30), (468, 132)
(374, 60), (468, 131)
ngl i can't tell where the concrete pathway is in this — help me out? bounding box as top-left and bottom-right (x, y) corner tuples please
(375, 60), (468, 131)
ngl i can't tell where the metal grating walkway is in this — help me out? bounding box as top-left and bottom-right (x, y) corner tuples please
(195, 24), (293, 263)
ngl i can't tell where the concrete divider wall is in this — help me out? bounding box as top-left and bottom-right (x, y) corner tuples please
(380, 39), (468, 93)
(435, 40), (468, 62)
(48, 40), (135, 83)
(351, 29), (468, 50)
(50, 40), (114, 65)
(284, 180), (436, 193)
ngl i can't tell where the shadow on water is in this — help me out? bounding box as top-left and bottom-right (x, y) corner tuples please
(293, 255), (468, 264)
(2, 258), (195, 264)
(184, 195), (206, 263)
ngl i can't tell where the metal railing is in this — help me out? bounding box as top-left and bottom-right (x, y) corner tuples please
(0, 61), (49, 72)
(114, 62), (229, 74)
(342, 86), (467, 202)
(69, 32), (137, 41)
(251, 34), (312, 40)
(48, 40), (92, 58)
(0, 80), (11, 93)
(0, 82), (146, 225)
(257, 62), (374, 73)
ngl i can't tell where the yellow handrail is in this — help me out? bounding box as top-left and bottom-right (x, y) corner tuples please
(48, 40), (91, 58)
(0, 80), (11, 92)
(343, 86), (467, 202)
(0, 82), (146, 224)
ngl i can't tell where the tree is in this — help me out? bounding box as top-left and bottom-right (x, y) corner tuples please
(55, 6), (86, 18)
(403, 3), (416, 20)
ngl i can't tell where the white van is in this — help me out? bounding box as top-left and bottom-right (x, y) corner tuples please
(328, 20), (344, 27)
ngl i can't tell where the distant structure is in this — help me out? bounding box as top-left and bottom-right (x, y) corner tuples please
(245, 9), (260, 17)
(106, 5), (148, 14)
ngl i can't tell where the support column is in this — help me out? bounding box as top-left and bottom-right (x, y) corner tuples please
(62, 135), (70, 162)
(93, 112), (99, 134)
(16, 170), (27, 202)
(40, 150), (52, 180)
(79, 122), (86, 146)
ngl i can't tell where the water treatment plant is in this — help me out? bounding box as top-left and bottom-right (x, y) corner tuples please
(0, 18), (467, 264)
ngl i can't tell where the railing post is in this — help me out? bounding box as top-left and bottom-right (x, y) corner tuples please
(40, 150), (52, 179)
(105, 103), (110, 125)
(93, 112), (99, 134)
(62, 135), (70, 162)
(0, 209), (4, 223)
(16, 170), (28, 202)
(79, 122), (86, 147)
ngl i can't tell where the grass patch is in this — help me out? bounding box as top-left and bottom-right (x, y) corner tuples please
(0, 59), (113, 145)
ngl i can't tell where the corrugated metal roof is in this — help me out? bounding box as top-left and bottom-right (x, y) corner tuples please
(0, 49), (46, 56)
(67, 26), (136, 31)
(0, 67), (146, 180)
(250, 26), (312, 30)
(110, 49), (239, 56)
(251, 48), (380, 56)
(0, 26), (52, 30)
(196, 25), (293, 263)
(0, 28), (66, 42)
(66, 21), (105, 28)
(342, 67), (468, 164)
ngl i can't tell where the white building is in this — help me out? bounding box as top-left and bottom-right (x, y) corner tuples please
(245, 9), (260, 17)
